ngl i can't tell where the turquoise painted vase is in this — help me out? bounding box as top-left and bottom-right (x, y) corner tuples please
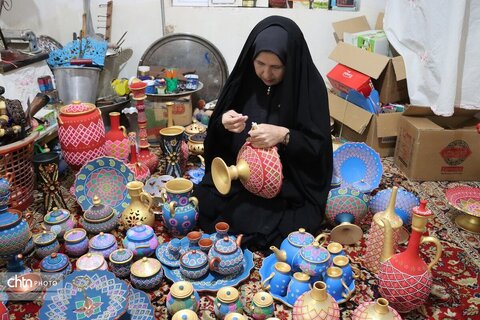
(166, 281), (200, 315)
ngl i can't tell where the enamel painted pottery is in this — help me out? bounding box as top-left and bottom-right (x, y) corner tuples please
(104, 112), (129, 162)
(292, 281), (340, 320)
(58, 100), (106, 170)
(212, 142), (283, 199)
(351, 298), (402, 320)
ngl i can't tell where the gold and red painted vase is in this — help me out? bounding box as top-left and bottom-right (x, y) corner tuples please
(378, 200), (443, 313)
(105, 112), (129, 162)
(58, 101), (106, 171)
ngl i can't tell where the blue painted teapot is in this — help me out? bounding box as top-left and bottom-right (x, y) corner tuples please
(292, 241), (331, 279)
(208, 235), (244, 276)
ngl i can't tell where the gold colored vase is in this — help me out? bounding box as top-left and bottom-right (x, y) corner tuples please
(120, 181), (154, 229)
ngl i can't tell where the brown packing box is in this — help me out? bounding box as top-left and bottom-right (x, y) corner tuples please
(328, 91), (402, 157)
(329, 15), (408, 104)
(394, 106), (480, 181)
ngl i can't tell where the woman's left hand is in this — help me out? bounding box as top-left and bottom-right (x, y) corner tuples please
(247, 124), (288, 148)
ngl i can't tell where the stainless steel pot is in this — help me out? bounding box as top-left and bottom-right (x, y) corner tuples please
(53, 66), (101, 104)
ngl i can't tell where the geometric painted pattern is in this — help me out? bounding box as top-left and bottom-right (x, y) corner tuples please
(369, 187), (420, 224)
(326, 187), (369, 226)
(125, 288), (155, 319)
(351, 300), (402, 319)
(292, 290), (340, 320)
(105, 139), (130, 161)
(362, 222), (400, 274)
(445, 186), (480, 217)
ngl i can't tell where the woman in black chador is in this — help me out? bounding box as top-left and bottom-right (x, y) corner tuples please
(194, 16), (333, 250)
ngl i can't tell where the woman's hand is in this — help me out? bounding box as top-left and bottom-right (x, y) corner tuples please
(247, 124), (289, 148)
(222, 110), (248, 133)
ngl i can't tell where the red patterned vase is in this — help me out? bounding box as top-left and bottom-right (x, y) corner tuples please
(292, 281), (340, 320)
(127, 137), (150, 184)
(138, 143), (159, 174)
(58, 101), (106, 170)
(378, 200), (443, 314)
(105, 112), (129, 161)
(351, 298), (402, 320)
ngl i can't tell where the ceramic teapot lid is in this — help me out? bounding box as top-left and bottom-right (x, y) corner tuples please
(172, 309), (199, 320)
(33, 231), (57, 245)
(40, 253), (69, 272)
(84, 196), (115, 222)
(131, 257), (162, 278)
(213, 236), (238, 255)
(44, 207), (70, 225)
(217, 286), (239, 303)
(180, 250), (207, 269)
(76, 252), (106, 271)
(170, 281), (194, 299)
(299, 241), (330, 264)
(63, 228), (87, 243)
(60, 100), (96, 115)
(89, 232), (116, 250)
(287, 228), (314, 247)
(0, 207), (21, 230)
(126, 223), (154, 242)
(253, 291), (273, 307)
(109, 248), (133, 265)
(224, 313), (246, 320)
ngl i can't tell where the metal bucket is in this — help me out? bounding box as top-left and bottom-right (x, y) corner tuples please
(53, 66), (101, 104)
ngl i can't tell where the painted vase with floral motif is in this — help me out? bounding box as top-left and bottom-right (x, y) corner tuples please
(160, 126), (185, 178)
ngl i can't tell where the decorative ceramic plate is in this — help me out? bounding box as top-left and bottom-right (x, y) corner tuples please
(333, 142), (383, 193)
(155, 243), (180, 268)
(39, 270), (129, 320)
(163, 249), (254, 292)
(144, 175), (173, 198)
(369, 188), (420, 224)
(120, 288), (155, 320)
(259, 254), (355, 307)
(75, 157), (134, 215)
(445, 186), (480, 217)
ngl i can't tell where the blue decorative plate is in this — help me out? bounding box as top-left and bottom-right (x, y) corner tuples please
(39, 270), (129, 320)
(163, 249), (254, 292)
(333, 142), (383, 193)
(120, 288), (155, 320)
(369, 188), (420, 225)
(75, 157), (135, 215)
(259, 254), (355, 307)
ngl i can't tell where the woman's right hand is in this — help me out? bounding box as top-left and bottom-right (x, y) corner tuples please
(222, 110), (248, 133)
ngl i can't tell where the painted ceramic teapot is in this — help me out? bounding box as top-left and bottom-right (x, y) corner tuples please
(292, 241), (331, 278)
(208, 235), (244, 276)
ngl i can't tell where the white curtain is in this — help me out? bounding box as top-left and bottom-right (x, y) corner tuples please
(384, 0), (480, 116)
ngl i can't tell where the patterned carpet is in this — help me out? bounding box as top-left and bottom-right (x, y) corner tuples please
(2, 156), (480, 320)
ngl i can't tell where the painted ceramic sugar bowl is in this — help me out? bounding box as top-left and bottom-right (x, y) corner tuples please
(214, 286), (244, 320)
(166, 281), (201, 315)
(270, 228), (317, 267)
(293, 241), (331, 278)
(109, 248), (134, 278)
(63, 228), (89, 256)
(250, 291), (275, 320)
(89, 232), (118, 259)
(33, 230), (60, 259)
(39, 252), (72, 284)
(180, 250), (209, 279)
(208, 235), (244, 276)
(130, 257), (163, 290)
(80, 196), (119, 234)
(172, 309), (199, 320)
(123, 222), (159, 258)
(43, 207), (76, 238)
(76, 252), (108, 271)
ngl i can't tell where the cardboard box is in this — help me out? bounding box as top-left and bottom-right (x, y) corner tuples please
(329, 15), (408, 104)
(329, 91), (402, 157)
(327, 64), (374, 97)
(394, 106), (480, 181)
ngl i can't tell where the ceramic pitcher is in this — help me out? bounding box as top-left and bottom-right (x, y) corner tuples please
(104, 111), (129, 161)
(120, 181), (154, 229)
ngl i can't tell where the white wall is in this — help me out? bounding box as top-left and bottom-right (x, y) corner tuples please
(1, 0), (385, 83)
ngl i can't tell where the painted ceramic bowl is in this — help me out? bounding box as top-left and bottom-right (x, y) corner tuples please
(109, 248), (134, 278)
(80, 196), (120, 234)
(33, 231), (60, 259)
(76, 252), (108, 271)
(43, 207), (76, 238)
(89, 232), (118, 259)
(63, 228), (89, 257)
(180, 249), (209, 280)
(39, 252), (72, 284)
(130, 257), (163, 290)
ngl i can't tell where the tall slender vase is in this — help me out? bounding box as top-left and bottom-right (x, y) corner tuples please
(363, 186), (403, 274)
(105, 112), (129, 162)
(378, 200), (443, 313)
(159, 126), (185, 178)
(127, 133), (150, 184)
(292, 281), (340, 320)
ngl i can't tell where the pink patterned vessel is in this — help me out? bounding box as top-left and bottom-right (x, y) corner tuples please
(293, 281), (340, 320)
(127, 133), (150, 183)
(105, 112), (129, 161)
(352, 298), (402, 320)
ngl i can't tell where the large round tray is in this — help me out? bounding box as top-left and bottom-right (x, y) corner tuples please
(146, 81), (204, 99)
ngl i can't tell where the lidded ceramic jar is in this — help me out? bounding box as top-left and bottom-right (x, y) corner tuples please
(130, 257), (163, 290)
(39, 252), (72, 284)
(293, 241), (331, 278)
(250, 291), (274, 320)
(80, 196), (119, 234)
(123, 222), (159, 258)
(187, 132), (206, 156)
(33, 230), (60, 259)
(185, 120), (206, 138)
(214, 286), (243, 320)
(43, 207), (75, 238)
(109, 248), (134, 278)
(172, 309), (199, 320)
(351, 298), (402, 320)
(224, 313), (247, 320)
(269, 228), (316, 267)
(89, 232), (118, 259)
(76, 252), (108, 271)
(208, 235), (244, 276)
(180, 250), (209, 280)
(166, 281), (201, 315)
(63, 228), (89, 257)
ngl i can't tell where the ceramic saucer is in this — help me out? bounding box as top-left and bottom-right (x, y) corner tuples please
(155, 243), (180, 268)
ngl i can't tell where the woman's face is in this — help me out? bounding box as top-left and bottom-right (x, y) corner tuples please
(253, 51), (285, 87)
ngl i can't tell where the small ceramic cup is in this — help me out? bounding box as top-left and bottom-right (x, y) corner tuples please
(332, 255), (360, 287)
(286, 272), (311, 306)
(199, 238), (213, 253)
(324, 266), (352, 302)
(261, 262), (291, 296)
(327, 242), (345, 259)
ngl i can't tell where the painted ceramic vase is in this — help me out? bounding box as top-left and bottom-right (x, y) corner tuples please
(160, 126), (186, 178)
(187, 132), (206, 156)
(292, 281), (340, 320)
(212, 142), (283, 199)
(120, 181), (155, 229)
(363, 186), (403, 274)
(180, 249), (209, 279)
(286, 272), (312, 306)
(293, 241), (331, 279)
(43, 207), (76, 239)
(269, 228), (318, 267)
(109, 248), (134, 278)
(130, 257), (163, 290)
(63, 228), (89, 256)
(351, 298), (402, 320)
(378, 200), (442, 313)
(326, 187), (369, 245)
(22, 234), (35, 256)
(39, 252), (72, 284)
(88, 232), (118, 259)
(250, 291), (275, 320)
(161, 178), (199, 237)
(76, 252), (108, 271)
(166, 281), (200, 315)
(127, 133), (150, 183)
(224, 313), (247, 320)
(138, 143), (159, 174)
(214, 286), (244, 320)
(104, 111), (129, 161)
(123, 223), (159, 258)
(33, 230), (60, 259)
(208, 235), (244, 276)
(80, 196), (120, 234)
(57, 100), (106, 170)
